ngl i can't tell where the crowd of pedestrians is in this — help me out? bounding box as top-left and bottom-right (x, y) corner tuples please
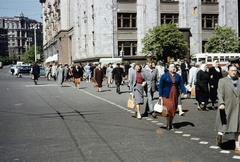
(29, 57), (240, 154)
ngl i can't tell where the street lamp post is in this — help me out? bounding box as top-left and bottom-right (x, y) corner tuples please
(30, 23), (41, 62)
(105, 2), (118, 58)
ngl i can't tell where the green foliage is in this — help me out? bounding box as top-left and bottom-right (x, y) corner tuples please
(22, 45), (44, 63)
(0, 56), (17, 65)
(141, 23), (188, 61)
(205, 26), (240, 53)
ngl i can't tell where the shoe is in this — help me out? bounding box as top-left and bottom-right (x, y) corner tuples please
(197, 107), (202, 111)
(166, 125), (174, 131)
(235, 148), (240, 154)
(137, 113), (142, 119)
(205, 108), (209, 111)
(216, 135), (222, 147)
(152, 112), (157, 118)
(141, 113), (148, 117)
(179, 112), (185, 116)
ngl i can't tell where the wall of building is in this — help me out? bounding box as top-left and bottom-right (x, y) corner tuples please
(40, 0), (239, 64)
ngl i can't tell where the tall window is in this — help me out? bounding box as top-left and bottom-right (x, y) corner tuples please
(117, 0), (136, 2)
(117, 13), (137, 28)
(118, 41), (137, 56)
(202, 0), (218, 3)
(161, 0), (179, 2)
(161, 14), (179, 26)
(202, 14), (218, 29)
(202, 41), (207, 53)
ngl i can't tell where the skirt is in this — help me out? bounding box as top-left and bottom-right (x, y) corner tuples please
(133, 84), (144, 105)
(74, 78), (81, 84)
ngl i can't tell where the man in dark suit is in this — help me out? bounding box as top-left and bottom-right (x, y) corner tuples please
(180, 58), (190, 85)
(112, 63), (124, 94)
(32, 61), (40, 85)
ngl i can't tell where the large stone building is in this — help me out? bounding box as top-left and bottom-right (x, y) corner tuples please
(40, 0), (239, 64)
(0, 12), (43, 61)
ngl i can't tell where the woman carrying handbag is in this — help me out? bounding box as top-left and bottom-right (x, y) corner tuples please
(158, 63), (187, 130)
(129, 63), (146, 119)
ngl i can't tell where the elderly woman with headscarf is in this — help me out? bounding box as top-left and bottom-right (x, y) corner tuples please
(209, 60), (223, 109)
(195, 64), (210, 110)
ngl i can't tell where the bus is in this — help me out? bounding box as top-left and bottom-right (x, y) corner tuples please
(191, 53), (240, 67)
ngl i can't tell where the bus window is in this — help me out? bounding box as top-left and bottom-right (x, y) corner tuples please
(220, 56), (224, 62)
(207, 56), (212, 62)
(213, 56), (218, 62)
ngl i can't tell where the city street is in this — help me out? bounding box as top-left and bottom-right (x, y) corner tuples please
(0, 66), (239, 162)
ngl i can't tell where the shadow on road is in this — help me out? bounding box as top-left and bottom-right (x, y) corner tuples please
(173, 121), (195, 129)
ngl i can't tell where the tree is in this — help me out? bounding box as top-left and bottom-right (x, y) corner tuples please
(141, 23), (188, 62)
(22, 45), (44, 64)
(205, 26), (240, 53)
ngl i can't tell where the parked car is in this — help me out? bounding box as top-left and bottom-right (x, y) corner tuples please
(39, 66), (46, 76)
(18, 65), (32, 73)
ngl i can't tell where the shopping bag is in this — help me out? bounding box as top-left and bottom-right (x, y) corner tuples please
(127, 96), (135, 109)
(31, 75), (34, 80)
(191, 87), (196, 96)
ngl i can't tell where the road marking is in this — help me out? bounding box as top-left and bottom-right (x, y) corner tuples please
(156, 123), (164, 125)
(191, 138), (200, 141)
(182, 134), (191, 137)
(151, 121), (158, 123)
(146, 118), (153, 121)
(233, 156), (240, 159)
(210, 146), (219, 149)
(25, 84), (58, 87)
(220, 150), (230, 154)
(199, 141), (208, 144)
(174, 131), (183, 134)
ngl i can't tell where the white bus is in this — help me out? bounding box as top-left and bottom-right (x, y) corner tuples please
(191, 53), (240, 67)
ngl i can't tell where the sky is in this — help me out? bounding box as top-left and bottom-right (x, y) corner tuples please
(0, 0), (42, 22)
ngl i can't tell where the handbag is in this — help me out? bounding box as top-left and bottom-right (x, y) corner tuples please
(191, 87), (196, 96)
(127, 96), (135, 109)
(154, 99), (168, 117)
(94, 82), (98, 88)
(31, 74), (34, 80)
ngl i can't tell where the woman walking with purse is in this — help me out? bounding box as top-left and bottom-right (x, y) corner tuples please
(129, 63), (146, 119)
(158, 63), (187, 130)
(73, 64), (84, 89)
(94, 63), (104, 92)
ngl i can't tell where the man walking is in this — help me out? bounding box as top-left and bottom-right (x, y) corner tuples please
(215, 64), (240, 152)
(112, 63), (124, 94)
(32, 61), (40, 85)
(142, 59), (158, 118)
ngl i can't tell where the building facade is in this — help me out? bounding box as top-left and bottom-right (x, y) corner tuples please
(0, 12), (43, 61)
(40, 0), (239, 64)
(0, 19), (8, 57)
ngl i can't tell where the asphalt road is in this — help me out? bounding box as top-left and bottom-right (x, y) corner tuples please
(0, 66), (239, 162)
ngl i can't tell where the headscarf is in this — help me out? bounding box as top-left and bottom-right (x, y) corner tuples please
(212, 60), (218, 67)
(200, 64), (207, 71)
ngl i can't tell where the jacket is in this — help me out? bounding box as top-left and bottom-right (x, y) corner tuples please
(158, 72), (187, 98)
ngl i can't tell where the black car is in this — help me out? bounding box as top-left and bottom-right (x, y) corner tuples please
(18, 65), (32, 73)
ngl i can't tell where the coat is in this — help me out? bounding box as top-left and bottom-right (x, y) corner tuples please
(142, 67), (158, 92)
(57, 67), (64, 84)
(94, 68), (104, 87)
(129, 70), (145, 92)
(32, 64), (40, 80)
(215, 77), (240, 133)
(112, 67), (124, 85)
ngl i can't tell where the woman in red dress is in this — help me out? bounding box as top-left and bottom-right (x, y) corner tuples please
(158, 63), (188, 130)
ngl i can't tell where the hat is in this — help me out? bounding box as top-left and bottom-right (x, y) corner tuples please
(158, 60), (163, 64)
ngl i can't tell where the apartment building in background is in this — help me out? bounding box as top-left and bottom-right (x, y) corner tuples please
(0, 12), (43, 61)
(39, 0), (239, 64)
